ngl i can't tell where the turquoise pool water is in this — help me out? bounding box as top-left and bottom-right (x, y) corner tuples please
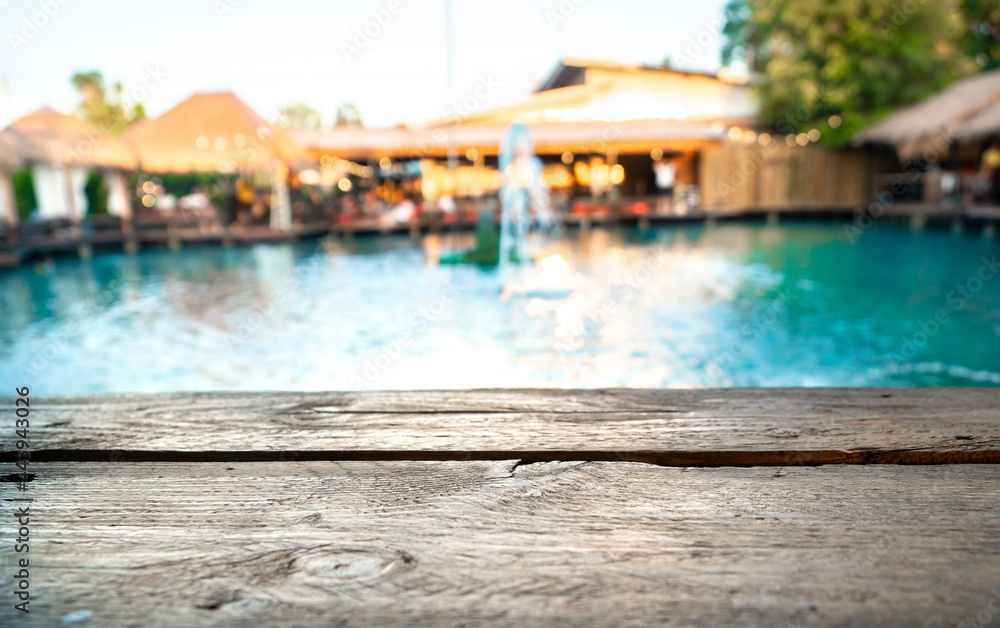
(1, 223), (998, 393)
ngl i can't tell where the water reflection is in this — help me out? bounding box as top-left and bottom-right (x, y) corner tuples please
(0, 223), (998, 393)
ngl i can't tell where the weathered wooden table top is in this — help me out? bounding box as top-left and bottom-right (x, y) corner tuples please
(2, 388), (1000, 627)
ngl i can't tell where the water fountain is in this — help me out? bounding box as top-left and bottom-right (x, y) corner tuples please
(498, 123), (552, 268)
(439, 123), (552, 266)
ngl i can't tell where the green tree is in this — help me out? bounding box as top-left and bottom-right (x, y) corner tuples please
(11, 168), (37, 221)
(721, 0), (976, 146)
(276, 103), (323, 129)
(71, 71), (145, 134)
(84, 172), (109, 216)
(334, 103), (363, 128)
(961, 0), (1000, 70)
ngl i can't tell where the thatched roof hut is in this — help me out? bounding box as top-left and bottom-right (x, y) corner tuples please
(0, 132), (22, 171)
(953, 102), (1000, 142)
(0, 107), (138, 170)
(853, 69), (1000, 159)
(124, 92), (308, 173)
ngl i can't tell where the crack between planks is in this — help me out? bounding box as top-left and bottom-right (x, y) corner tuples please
(508, 459), (595, 476)
(284, 409), (687, 416)
(3, 449), (1000, 468)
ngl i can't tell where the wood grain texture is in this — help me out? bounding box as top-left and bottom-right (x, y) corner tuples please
(3, 461), (999, 627)
(3, 389), (998, 463)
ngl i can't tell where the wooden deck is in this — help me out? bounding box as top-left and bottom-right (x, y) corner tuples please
(2, 388), (1000, 626)
(2, 202), (998, 268)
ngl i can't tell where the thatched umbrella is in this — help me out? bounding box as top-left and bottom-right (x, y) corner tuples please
(0, 131), (22, 172)
(853, 69), (1000, 160)
(124, 92), (309, 230)
(123, 92), (307, 173)
(0, 132), (21, 227)
(1, 107), (137, 170)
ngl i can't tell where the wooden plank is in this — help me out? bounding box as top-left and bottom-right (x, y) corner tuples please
(3, 389), (999, 464)
(4, 462), (999, 627)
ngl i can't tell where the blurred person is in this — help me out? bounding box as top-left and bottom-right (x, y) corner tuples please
(391, 195), (417, 224)
(363, 189), (385, 217)
(980, 143), (1000, 203)
(438, 194), (457, 215)
(653, 157), (676, 212)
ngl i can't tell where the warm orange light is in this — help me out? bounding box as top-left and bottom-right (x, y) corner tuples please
(610, 164), (625, 185)
(593, 164), (611, 187)
(542, 163), (574, 188)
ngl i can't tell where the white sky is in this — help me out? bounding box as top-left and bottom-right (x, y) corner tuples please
(0, 0), (730, 128)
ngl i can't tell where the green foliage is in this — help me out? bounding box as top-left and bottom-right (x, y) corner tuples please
(961, 0), (1000, 70)
(721, 0), (755, 67)
(334, 103), (364, 128)
(71, 71), (146, 134)
(276, 103), (323, 129)
(130, 172), (236, 211)
(722, 0), (979, 146)
(84, 171), (109, 216)
(11, 168), (36, 221)
(153, 172), (232, 198)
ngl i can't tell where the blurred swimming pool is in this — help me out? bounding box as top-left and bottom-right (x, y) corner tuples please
(1, 223), (998, 393)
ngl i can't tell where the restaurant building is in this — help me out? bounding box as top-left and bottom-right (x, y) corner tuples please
(295, 58), (875, 213)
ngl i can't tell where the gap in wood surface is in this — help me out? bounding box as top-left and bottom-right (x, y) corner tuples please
(4, 448), (999, 466)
